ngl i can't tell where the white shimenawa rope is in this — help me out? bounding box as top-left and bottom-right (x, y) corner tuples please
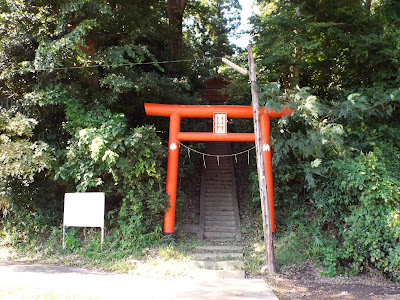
(177, 141), (256, 168)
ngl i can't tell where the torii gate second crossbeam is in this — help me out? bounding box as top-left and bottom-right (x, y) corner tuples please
(144, 103), (293, 238)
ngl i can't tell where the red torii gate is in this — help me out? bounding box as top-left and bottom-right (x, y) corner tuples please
(145, 103), (293, 238)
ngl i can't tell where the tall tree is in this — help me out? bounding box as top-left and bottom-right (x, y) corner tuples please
(252, 0), (400, 95)
(168, 0), (188, 59)
(184, 0), (241, 76)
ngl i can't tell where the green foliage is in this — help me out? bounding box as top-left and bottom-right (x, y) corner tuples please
(313, 144), (400, 278)
(246, 0), (400, 280)
(55, 113), (169, 247)
(245, 82), (400, 278)
(0, 107), (54, 219)
(0, 0), (200, 252)
(253, 0), (400, 94)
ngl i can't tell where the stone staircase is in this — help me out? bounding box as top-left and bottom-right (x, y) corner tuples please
(199, 141), (241, 241)
(191, 141), (244, 279)
(190, 242), (245, 279)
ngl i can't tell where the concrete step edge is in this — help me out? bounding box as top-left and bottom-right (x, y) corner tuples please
(192, 252), (244, 260)
(195, 245), (244, 251)
(204, 232), (237, 238)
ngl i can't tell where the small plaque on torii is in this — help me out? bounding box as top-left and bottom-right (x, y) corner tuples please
(213, 112), (227, 135)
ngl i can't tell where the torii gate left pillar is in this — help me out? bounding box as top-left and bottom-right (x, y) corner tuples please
(164, 113), (180, 235)
(145, 103), (293, 239)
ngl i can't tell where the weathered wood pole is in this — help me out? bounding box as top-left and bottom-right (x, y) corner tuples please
(247, 44), (276, 274)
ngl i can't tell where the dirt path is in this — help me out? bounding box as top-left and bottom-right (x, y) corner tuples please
(264, 263), (400, 300)
(0, 260), (278, 299)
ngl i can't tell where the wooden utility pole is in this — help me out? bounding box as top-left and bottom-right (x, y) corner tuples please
(247, 44), (276, 274)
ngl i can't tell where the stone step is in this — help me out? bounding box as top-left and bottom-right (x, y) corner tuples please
(204, 211), (234, 217)
(205, 177), (231, 181)
(204, 198), (233, 203)
(204, 159), (230, 162)
(204, 221), (236, 227)
(205, 178), (232, 182)
(205, 217), (236, 223)
(205, 183), (233, 187)
(190, 269), (245, 279)
(205, 216), (236, 223)
(204, 181), (233, 185)
(204, 231), (237, 239)
(204, 195), (233, 199)
(205, 186), (233, 190)
(204, 204), (234, 210)
(205, 189), (233, 193)
(205, 158), (230, 161)
(195, 245), (243, 251)
(205, 191), (233, 195)
(205, 179), (232, 182)
(190, 260), (244, 269)
(204, 203), (233, 207)
(204, 192), (233, 196)
(204, 208), (234, 213)
(205, 195), (233, 200)
(204, 199), (233, 204)
(205, 158), (229, 160)
(204, 200), (233, 204)
(205, 184), (233, 188)
(204, 165), (230, 169)
(205, 207), (233, 212)
(205, 174), (232, 178)
(205, 198), (233, 202)
(205, 193), (233, 197)
(192, 252), (243, 260)
(205, 226), (236, 233)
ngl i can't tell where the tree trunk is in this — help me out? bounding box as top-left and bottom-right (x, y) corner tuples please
(167, 0), (188, 60)
(365, 0), (372, 12)
(248, 44), (276, 275)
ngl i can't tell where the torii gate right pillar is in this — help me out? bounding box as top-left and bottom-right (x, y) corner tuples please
(260, 114), (275, 232)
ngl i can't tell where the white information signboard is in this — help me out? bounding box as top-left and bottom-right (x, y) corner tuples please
(63, 192), (105, 248)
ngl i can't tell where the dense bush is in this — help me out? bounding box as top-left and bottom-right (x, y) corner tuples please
(244, 85), (400, 278)
(242, 0), (400, 280)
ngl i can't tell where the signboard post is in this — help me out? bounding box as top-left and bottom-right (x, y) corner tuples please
(63, 192), (105, 249)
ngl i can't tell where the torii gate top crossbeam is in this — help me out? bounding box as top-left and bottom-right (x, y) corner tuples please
(144, 103), (293, 119)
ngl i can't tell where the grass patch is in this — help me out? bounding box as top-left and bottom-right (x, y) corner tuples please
(0, 226), (205, 279)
